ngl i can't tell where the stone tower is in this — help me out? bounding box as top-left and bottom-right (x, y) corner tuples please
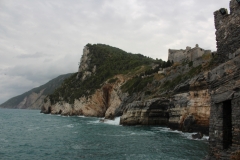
(208, 1), (240, 159)
(214, 0), (240, 62)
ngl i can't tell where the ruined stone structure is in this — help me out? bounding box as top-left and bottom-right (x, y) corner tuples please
(168, 44), (211, 63)
(209, 0), (240, 159)
(214, 0), (240, 63)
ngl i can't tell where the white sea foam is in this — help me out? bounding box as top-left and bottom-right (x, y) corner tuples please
(133, 131), (155, 136)
(87, 120), (100, 125)
(152, 127), (209, 141)
(102, 117), (121, 125)
(86, 117), (121, 125)
(71, 144), (84, 150)
(65, 124), (74, 128)
(62, 115), (70, 118)
(181, 132), (209, 141)
(77, 115), (86, 118)
(27, 127), (40, 131)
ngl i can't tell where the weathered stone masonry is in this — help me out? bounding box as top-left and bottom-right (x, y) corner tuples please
(168, 44), (211, 63)
(209, 0), (240, 159)
(214, 0), (240, 62)
(208, 56), (240, 159)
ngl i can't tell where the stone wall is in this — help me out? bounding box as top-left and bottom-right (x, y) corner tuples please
(168, 48), (187, 63)
(168, 44), (211, 63)
(208, 45), (240, 158)
(214, 0), (240, 62)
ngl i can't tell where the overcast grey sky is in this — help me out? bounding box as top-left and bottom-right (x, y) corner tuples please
(0, 0), (230, 104)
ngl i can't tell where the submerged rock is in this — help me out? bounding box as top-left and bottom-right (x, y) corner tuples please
(192, 132), (203, 139)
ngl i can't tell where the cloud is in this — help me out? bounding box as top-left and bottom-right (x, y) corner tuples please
(0, 0), (231, 103)
(0, 74), (39, 104)
(17, 52), (47, 58)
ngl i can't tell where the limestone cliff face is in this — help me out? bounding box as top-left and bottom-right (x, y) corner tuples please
(41, 44), (154, 117)
(41, 75), (126, 117)
(77, 46), (96, 81)
(120, 98), (169, 125)
(41, 44), (212, 135)
(119, 73), (210, 134)
(169, 73), (210, 134)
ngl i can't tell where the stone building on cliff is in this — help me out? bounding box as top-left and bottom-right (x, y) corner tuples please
(208, 0), (240, 159)
(168, 44), (211, 63)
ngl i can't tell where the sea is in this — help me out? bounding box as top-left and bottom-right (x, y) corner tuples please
(0, 109), (209, 160)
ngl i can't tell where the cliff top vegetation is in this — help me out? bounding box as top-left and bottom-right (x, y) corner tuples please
(48, 44), (168, 104)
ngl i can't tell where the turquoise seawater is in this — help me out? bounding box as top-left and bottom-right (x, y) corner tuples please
(0, 109), (209, 160)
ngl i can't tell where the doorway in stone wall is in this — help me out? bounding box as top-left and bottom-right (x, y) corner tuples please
(222, 100), (232, 149)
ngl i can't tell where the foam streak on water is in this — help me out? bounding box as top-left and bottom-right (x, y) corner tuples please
(102, 117), (121, 125)
(0, 109), (209, 160)
(152, 127), (209, 141)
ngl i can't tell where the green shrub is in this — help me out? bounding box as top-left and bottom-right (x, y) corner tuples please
(188, 61), (193, 67)
(145, 91), (152, 95)
(121, 76), (153, 94)
(161, 65), (202, 91)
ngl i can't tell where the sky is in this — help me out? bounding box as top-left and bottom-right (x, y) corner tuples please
(0, 0), (230, 104)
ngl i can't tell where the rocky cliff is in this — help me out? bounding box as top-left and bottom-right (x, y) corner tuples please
(41, 43), (214, 135)
(41, 44), (154, 116)
(119, 69), (210, 134)
(42, 74), (126, 117)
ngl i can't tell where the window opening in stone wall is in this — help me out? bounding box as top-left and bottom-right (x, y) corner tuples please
(222, 100), (232, 149)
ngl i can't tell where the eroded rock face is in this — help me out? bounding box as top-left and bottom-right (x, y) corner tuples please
(120, 98), (170, 125)
(168, 92), (210, 134)
(77, 46), (95, 81)
(120, 73), (210, 134)
(41, 44), (210, 135)
(41, 75), (125, 117)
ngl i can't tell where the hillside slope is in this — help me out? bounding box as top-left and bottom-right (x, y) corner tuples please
(0, 73), (73, 109)
(41, 43), (214, 135)
(41, 44), (160, 116)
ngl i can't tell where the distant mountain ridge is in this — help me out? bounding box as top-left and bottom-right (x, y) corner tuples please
(0, 73), (73, 109)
